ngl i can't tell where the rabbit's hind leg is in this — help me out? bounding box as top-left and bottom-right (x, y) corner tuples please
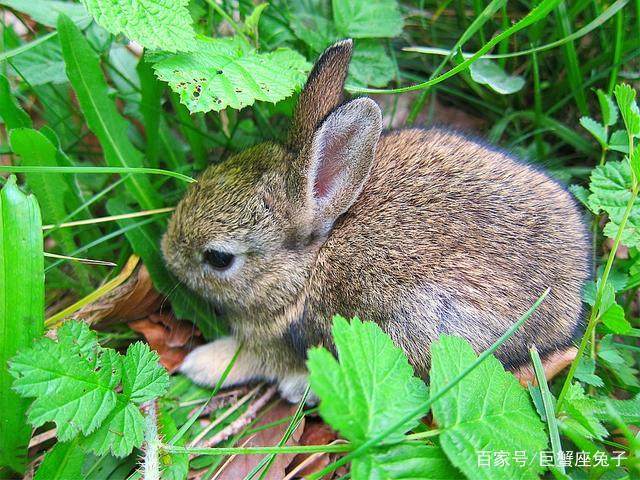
(278, 373), (319, 406)
(180, 336), (273, 388)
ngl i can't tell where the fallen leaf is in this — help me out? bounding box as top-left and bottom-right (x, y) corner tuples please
(129, 313), (201, 372)
(287, 420), (337, 479)
(75, 264), (163, 324)
(215, 400), (305, 480)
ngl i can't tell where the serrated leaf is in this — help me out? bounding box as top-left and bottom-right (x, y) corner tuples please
(569, 184), (592, 211)
(598, 335), (640, 388)
(352, 443), (461, 479)
(10, 327), (119, 441)
(81, 0), (196, 52)
(332, 0), (403, 38)
(600, 303), (631, 334)
(609, 129), (629, 153)
(121, 342), (169, 403)
(430, 336), (547, 480)
(588, 160), (640, 247)
(575, 358), (604, 388)
(0, 74), (32, 130)
(349, 40), (395, 88)
(83, 399), (144, 457)
(307, 317), (428, 445)
(597, 89), (618, 126)
(562, 384), (608, 440)
(10, 321), (170, 457)
(153, 36), (309, 113)
(614, 84), (640, 137)
(596, 395), (640, 424)
(580, 116), (607, 147)
(631, 148), (640, 186)
(469, 59), (525, 95)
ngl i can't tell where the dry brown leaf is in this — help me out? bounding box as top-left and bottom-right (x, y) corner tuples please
(129, 313), (201, 372)
(75, 264), (163, 324)
(214, 401), (305, 480)
(287, 420), (337, 479)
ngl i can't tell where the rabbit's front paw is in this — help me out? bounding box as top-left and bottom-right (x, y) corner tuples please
(278, 374), (318, 406)
(180, 337), (266, 388)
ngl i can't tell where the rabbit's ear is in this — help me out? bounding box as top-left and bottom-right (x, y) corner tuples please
(300, 97), (382, 233)
(287, 39), (353, 150)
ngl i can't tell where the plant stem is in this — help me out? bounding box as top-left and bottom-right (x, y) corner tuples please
(557, 137), (637, 410)
(163, 443), (354, 456)
(204, 0), (250, 44)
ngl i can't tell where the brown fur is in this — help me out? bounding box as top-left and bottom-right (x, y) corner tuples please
(162, 40), (591, 394)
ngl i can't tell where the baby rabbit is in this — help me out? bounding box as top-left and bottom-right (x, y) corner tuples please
(162, 39), (591, 402)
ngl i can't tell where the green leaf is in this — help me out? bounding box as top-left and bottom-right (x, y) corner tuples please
(307, 317), (428, 445)
(0, 74), (32, 130)
(158, 406), (189, 480)
(630, 147), (640, 187)
(561, 384), (608, 440)
(469, 59), (525, 95)
(153, 36), (309, 113)
(600, 303), (631, 334)
(11, 36), (68, 86)
(352, 443), (461, 479)
(33, 440), (85, 480)
(83, 398), (145, 457)
(568, 184), (593, 212)
(0, 0), (90, 28)
(574, 358), (604, 388)
(349, 40), (395, 88)
(609, 129), (629, 153)
(614, 83), (640, 137)
(597, 89), (618, 126)
(9, 128), (90, 286)
(0, 176), (44, 475)
(589, 160), (640, 247)
(430, 336), (547, 479)
(121, 342), (170, 403)
(579, 116), (607, 148)
(332, 0), (403, 38)
(289, 0), (336, 52)
(57, 14), (160, 210)
(244, 3), (269, 36)
(597, 395), (640, 424)
(10, 322), (119, 441)
(81, 0), (196, 52)
(9, 322), (170, 457)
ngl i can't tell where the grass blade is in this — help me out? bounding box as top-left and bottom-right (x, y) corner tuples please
(555, 1), (588, 115)
(530, 346), (564, 474)
(0, 74), (32, 130)
(57, 14), (162, 210)
(349, 0), (563, 94)
(0, 176), (44, 475)
(0, 165), (195, 183)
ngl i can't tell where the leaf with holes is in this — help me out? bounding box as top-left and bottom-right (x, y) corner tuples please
(81, 0), (196, 51)
(153, 36), (309, 113)
(430, 336), (547, 479)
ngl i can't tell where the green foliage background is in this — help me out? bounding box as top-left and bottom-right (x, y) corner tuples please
(0, 0), (639, 478)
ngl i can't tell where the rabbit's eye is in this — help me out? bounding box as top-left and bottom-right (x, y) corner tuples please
(203, 249), (235, 270)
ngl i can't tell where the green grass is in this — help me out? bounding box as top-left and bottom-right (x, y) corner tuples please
(1, 0), (640, 478)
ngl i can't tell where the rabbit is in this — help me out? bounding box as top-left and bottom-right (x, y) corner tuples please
(162, 39), (591, 403)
